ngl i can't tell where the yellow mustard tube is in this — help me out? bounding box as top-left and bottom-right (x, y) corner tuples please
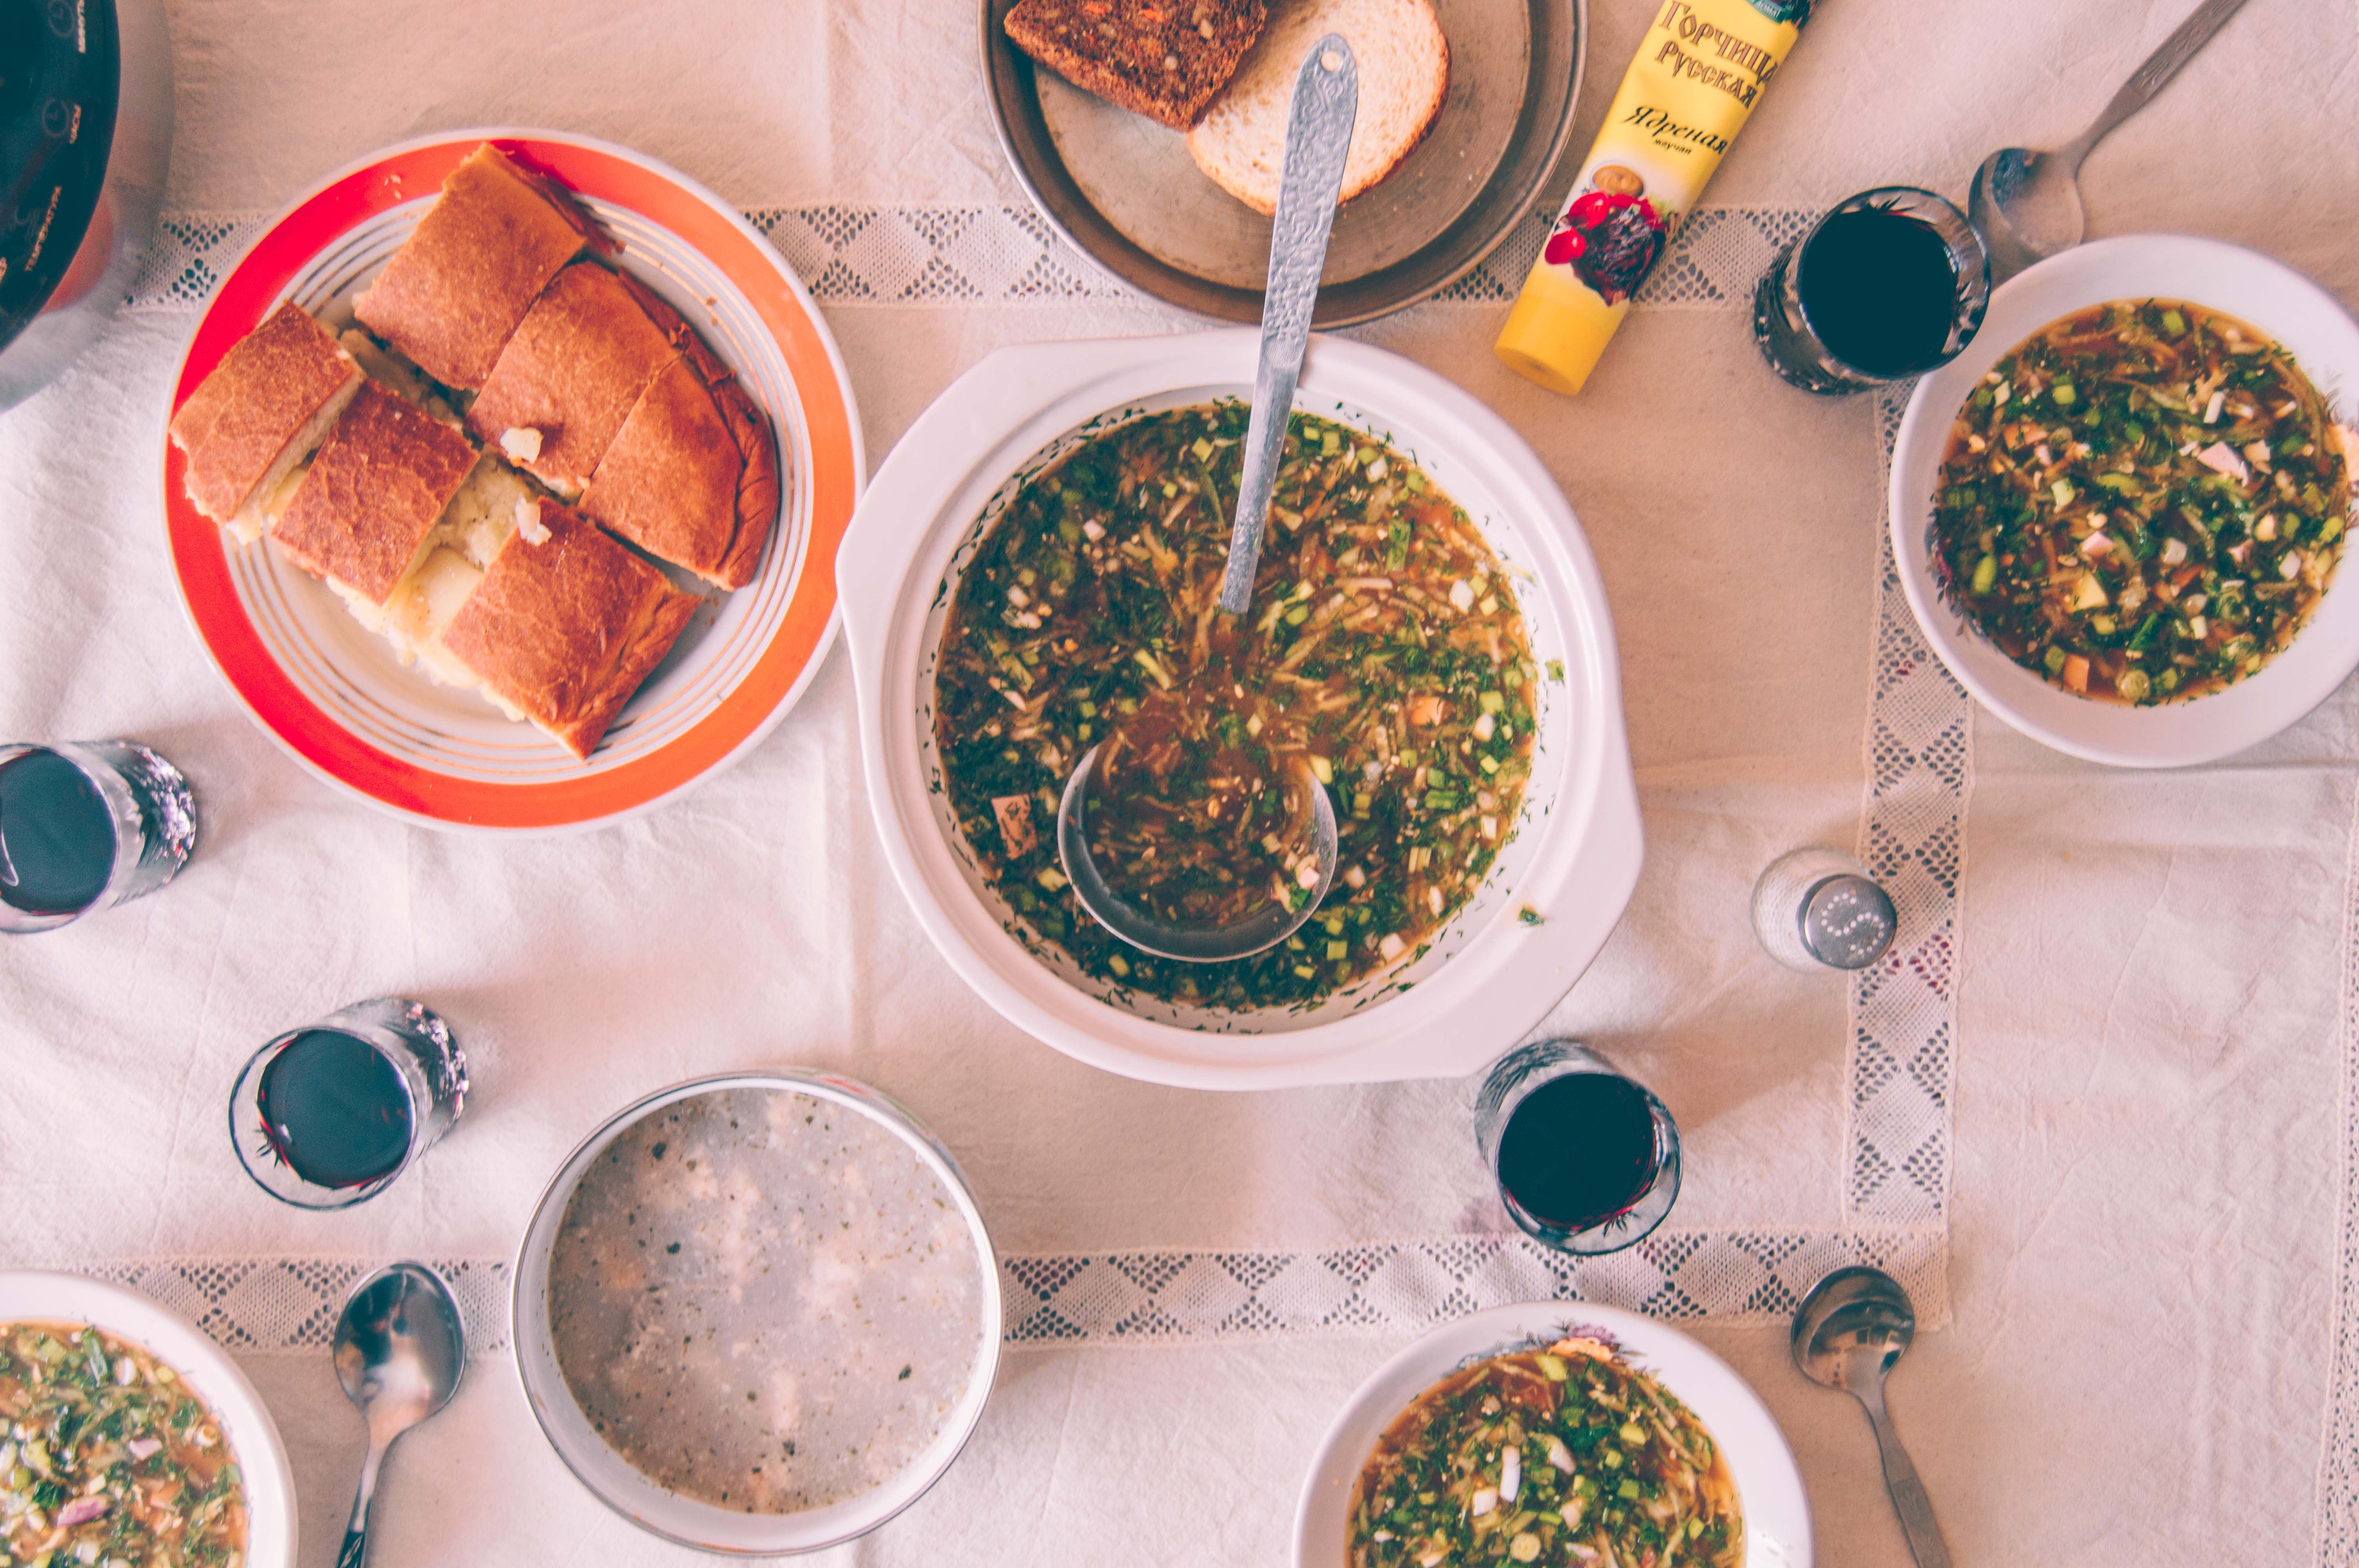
(1496, 0), (1814, 396)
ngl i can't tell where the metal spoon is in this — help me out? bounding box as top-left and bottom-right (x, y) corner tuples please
(1791, 1266), (1952, 1568)
(1968, 0), (2251, 284)
(1056, 34), (1356, 963)
(333, 1262), (466, 1568)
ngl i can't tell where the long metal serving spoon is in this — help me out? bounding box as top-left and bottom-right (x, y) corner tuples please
(333, 1262), (466, 1568)
(1055, 34), (1357, 964)
(1968, 0), (2251, 284)
(1791, 1266), (1953, 1568)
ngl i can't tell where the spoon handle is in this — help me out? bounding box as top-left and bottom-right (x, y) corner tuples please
(1215, 34), (1358, 617)
(2066, 0), (2251, 166)
(1858, 1384), (1953, 1568)
(335, 1436), (389, 1568)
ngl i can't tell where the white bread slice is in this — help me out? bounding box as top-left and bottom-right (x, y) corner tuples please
(1187, 0), (1448, 217)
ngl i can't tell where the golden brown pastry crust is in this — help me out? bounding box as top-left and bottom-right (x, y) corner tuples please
(169, 302), (359, 523)
(465, 262), (677, 497)
(352, 143), (595, 390)
(575, 273), (781, 590)
(269, 383), (479, 606)
(438, 501), (699, 759)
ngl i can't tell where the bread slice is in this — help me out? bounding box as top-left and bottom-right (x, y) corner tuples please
(578, 281), (781, 590)
(169, 302), (363, 541)
(353, 142), (595, 391)
(1005, 0), (1267, 131)
(269, 382), (481, 607)
(439, 502), (699, 759)
(466, 262), (678, 500)
(1187, 0), (1448, 216)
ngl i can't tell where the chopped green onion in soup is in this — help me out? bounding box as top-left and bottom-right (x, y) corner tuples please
(932, 403), (1539, 1010)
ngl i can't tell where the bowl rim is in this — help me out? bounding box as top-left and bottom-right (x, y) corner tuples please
(0, 1270), (300, 1568)
(1289, 1300), (1812, 1568)
(508, 1067), (1004, 1555)
(837, 329), (1644, 1089)
(1890, 232), (2359, 768)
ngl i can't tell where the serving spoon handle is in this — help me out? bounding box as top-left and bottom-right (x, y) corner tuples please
(1854, 1380), (1953, 1568)
(1216, 34), (1358, 617)
(2061, 0), (2251, 170)
(334, 1433), (389, 1568)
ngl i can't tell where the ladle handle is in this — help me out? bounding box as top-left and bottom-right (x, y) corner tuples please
(1216, 34), (1358, 617)
(1857, 1383), (1953, 1568)
(2065, 0), (2250, 166)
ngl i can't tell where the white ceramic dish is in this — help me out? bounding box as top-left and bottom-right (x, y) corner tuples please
(838, 330), (1643, 1090)
(0, 1272), (298, 1567)
(1293, 1301), (1810, 1568)
(511, 1069), (1002, 1555)
(1892, 233), (2359, 768)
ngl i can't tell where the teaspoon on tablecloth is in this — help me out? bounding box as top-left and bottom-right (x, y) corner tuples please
(1791, 1265), (1953, 1568)
(333, 1261), (466, 1568)
(1055, 34), (1356, 963)
(1968, 0), (2252, 284)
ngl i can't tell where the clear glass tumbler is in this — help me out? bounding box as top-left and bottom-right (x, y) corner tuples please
(229, 998), (469, 1210)
(1474, 1040), (1681, 1255)
(1751, 185), (1992, 395)
(0, 741), (197, 934)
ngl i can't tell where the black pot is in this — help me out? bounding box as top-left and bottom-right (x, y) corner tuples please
(0, 0), (173, 410)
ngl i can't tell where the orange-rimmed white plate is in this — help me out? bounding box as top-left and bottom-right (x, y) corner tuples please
(162, 129), (863, 831)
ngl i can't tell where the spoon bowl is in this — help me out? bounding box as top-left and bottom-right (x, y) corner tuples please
(1967, 146), (2085, 287)
(1058, 743), (1338, 962)
(333, 1262), (466, 1568)
(1790, 1262), (1916, 1394)
(1966, 0), (2251, 285)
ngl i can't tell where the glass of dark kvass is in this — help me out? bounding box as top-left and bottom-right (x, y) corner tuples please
(1752, 186), (1992, 395)
(229, 998), (469, 1209)
(1474, 1040), (1682, 1255)
(0, 742), (196, 934)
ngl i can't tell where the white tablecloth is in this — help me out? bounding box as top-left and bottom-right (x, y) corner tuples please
(4, 0), (2358, 1563)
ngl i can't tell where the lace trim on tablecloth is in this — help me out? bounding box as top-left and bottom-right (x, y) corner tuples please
(1847, 386), (1970, 1232)
(2312, 782), (2359, 1562)
(64, 1229), (1943, 1360)
(123, 205), (1819, 316)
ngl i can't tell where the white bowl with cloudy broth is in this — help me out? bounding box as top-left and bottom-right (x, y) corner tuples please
(838, 330), (1644, 1089)
(512, 1070), (1001, 1553)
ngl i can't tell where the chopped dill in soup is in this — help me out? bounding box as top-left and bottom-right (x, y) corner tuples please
(1932, 299), (2354, 704)
(0, 1322), (248, 1567)
(1349, 1338), (1741, 1568)
(933, 402), (1539, 1011)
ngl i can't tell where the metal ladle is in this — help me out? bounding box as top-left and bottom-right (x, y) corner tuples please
(333, 1262), (466, 1568)
(1056, 35), (1357, 963)
(1791, 1266), (1952, 1568)
(1968, 0), (2250, 284)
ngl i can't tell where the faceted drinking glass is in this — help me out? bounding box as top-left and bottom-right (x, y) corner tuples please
(1473, 1039), (1681, 1255)
(0, 741), (197, 935)
(229, 998), (469, 1210)
(1751, 185), (1991, 395)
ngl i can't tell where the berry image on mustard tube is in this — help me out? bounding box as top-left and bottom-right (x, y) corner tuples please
(1496, 0), (1814, 396)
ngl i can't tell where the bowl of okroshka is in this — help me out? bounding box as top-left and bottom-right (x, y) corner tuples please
(838, 332), (1642, 1089)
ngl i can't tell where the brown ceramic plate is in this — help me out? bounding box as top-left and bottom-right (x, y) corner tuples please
(982, 0), (1586, 326)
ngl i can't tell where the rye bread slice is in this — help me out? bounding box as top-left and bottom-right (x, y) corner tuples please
(1005, 0), (1267, 131)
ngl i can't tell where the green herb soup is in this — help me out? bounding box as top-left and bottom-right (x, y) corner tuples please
(933, 403), (1539, 1011)
(0, 1322), (248, 1568)
(1932, 299), (2354, 704)
(1349, 1339), (1741, 1568)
